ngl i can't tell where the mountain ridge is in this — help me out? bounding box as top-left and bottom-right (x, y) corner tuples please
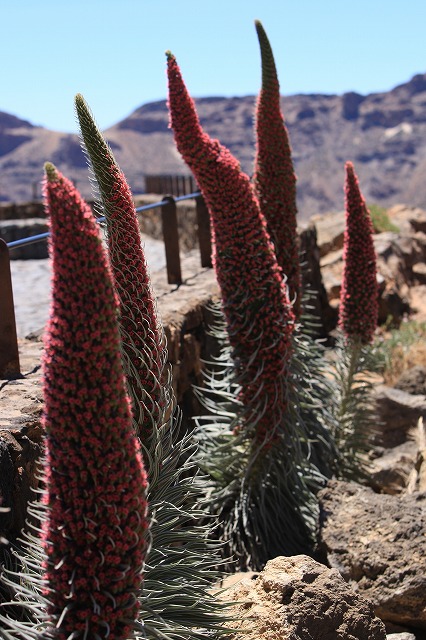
(1, 71), (426, 219)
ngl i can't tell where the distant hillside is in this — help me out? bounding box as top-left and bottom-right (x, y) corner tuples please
(1, 72), (426, 219)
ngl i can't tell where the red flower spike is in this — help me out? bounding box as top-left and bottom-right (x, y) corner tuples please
(42, 163), (148, 640)
(166, 52), (295, 445)
(253, 20), (301, 317)
(339, 162), (379, 344)
(75, 94), (166, 443)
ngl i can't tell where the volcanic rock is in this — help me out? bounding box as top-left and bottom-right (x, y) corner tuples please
(318, 480), (426, 631)
(225, 555), (386, 639)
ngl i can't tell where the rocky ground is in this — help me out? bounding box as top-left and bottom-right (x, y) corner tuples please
(1, 206), (425, 638)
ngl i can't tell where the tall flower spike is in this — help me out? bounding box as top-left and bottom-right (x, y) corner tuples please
(167, 50), (295, 447)
(75, 94), (166, 442)
(75, 96), (229, 639)
(42, 163), (148, 640)
(339, 162), (378, 344)
(167, 52), (321, 567)
(252, 20), (337, 482)
(253, 19), (300, 317)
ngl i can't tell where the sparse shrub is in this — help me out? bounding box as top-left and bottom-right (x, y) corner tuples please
(375, 319), (426, 385)
(368, 203), (400, 234)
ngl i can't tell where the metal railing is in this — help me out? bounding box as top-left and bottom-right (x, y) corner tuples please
(0, 191), (212, 379)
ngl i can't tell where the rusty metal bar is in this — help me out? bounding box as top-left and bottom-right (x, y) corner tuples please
(195, 195), (212, 268)
(166, 175), (173, 195)
(161, 196), (182, 285)
(172, 176), (178, 196)
(0, 239), (21, 379)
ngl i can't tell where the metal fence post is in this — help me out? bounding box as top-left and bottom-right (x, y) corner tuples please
(195, 195), (212, 268)
(161, 196), (182, 285)
(0, 239), (21, 379)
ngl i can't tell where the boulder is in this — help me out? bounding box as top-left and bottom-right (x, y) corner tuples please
(377, 284), (411, 325)
(387, 204), (426, 235)
(368, 440), (418, 494)
(410, 285), (426, 323)
(311, 210), (346, 257)
(373, 385), (426, 448)
(225, 555), (386, 639)
(318, 480), (426, 631)
(405, 418), (426, 495)
(413, 262), (426, 285)
(374, 231), (426, 289)
(395, 366), (426, 396)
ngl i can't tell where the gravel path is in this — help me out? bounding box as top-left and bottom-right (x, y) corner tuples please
(9, 235), (167, 338)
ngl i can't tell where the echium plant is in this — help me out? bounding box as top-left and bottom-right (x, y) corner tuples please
(0, 160), (228, 640)
(41, 164), (149, 640)
(253, 19), (300, 317)
(75, 94), (165, 444)
(253, 19), (338, 479)
(75, 95), (228, 640)
(339, 162), (379, 345)
(167, 50), (295, 448)
(167, 51), (324, 570)
(332, 161), (380, 480)
(1, 163), (149, 640)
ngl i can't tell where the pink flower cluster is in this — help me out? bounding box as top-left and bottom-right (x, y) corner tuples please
(166, 52), (295, 445)
(253, 20), (300, 317)
(339, 162), (378, 344)
(75, 95), (165, 442)
(42, 164), (148, 640)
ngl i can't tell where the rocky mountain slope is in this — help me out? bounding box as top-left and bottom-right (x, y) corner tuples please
(1, 72), (426, 219)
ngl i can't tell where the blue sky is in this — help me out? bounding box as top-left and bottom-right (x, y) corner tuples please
(2, 0), (425, 133)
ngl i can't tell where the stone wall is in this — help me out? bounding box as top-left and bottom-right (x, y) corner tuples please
(0, 253), (220, 540)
